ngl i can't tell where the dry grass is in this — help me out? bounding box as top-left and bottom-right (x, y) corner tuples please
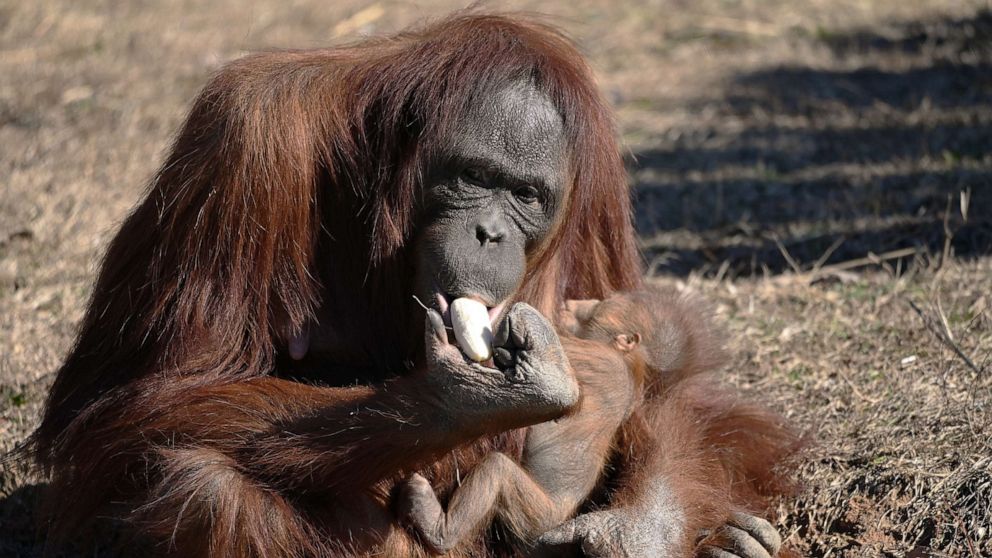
(654, 259), (992, 556)
(2, 1), (990, 556)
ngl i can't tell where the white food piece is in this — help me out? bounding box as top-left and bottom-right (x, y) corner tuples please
(450, 298), (493, 362)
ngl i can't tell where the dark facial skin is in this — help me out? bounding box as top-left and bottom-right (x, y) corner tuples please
(414, 81), (567, 318)
(285, 83), (566, 364)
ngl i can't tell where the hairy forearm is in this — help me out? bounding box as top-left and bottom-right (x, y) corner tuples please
(155, 375), (466, 494)
(251, 378), (465, 492)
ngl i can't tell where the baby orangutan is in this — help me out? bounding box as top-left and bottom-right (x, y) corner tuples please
(397, 286), (794, 557)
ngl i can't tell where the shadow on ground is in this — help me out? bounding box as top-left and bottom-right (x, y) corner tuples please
(631, 11), (992, 277)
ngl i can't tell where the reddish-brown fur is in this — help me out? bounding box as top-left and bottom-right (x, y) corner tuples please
(398, 287), (802, 556)
(588, 289), (803, 556)
(26, 13), (800, 558)
(612, 377), (803, 555)
(30, 13), (640, 558)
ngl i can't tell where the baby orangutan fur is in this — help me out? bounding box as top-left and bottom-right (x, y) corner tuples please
(397, 286), (803, 557)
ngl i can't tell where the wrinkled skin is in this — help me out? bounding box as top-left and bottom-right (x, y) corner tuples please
(300, 81), (565, 361)
(413, 80), (566, 315)
(696, 513), (783, 558)
(422, 302), (579, 435)
(538, 508), (782, 558)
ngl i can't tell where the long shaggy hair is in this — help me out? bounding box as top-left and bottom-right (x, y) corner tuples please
(28, 13), (642, 556)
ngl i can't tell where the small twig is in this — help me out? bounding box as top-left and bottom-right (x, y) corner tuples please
(816, 247), (919, 275)
(411, 295), (453, 330)
(836, 366), (882, 404)
(810, 236), (846, 276)
(907, 299), (983, 376)
(935, 297), (954, 342)
(411, 295), (431, 312)
(940, 193), (955, 270)
(713, 259), (731, 283)
(782, 247), (919, 285)
(945, 503), (979, 556)
(960, 188), (971, 223)
(772, 235), (803, 275)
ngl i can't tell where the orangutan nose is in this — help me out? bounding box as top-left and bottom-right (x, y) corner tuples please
(475, 219), (506, 246)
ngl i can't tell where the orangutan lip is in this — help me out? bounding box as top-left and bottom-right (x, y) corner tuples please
(487, 302), (507, 327)
(435, 291), (453, 326)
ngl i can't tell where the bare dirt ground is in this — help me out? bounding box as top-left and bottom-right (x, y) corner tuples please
(2, 1), (990, 556)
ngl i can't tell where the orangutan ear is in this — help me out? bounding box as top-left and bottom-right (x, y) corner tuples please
(613, 332), (641, 352)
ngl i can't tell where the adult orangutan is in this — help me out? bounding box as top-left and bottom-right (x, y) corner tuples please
(30, 13), (790, 558)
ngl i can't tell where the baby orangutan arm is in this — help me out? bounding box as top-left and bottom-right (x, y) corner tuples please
(399, 454), (558, 555)
(398, 340), (638, 555)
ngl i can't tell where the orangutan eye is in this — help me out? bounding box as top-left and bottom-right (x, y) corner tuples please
(461, 167), (487, 185)
(513, 185), (541, 205)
